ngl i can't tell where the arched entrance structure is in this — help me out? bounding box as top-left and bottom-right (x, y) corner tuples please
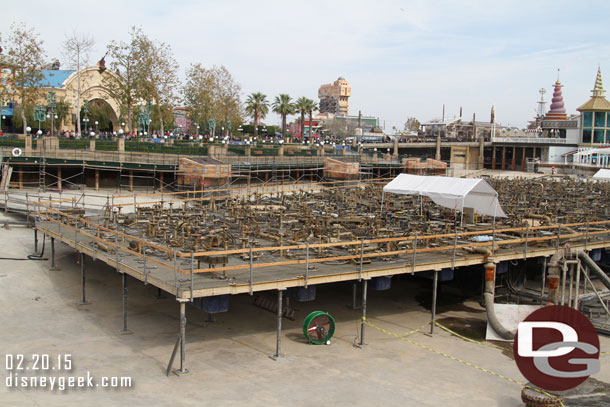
(39, 66), (121, 133)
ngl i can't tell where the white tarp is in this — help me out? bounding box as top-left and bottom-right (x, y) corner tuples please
(592, 169), (610, 180)
(382, 174), (507, 218)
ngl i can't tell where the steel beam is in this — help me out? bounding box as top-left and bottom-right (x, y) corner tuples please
(430, 269), (439, 334)
(359, 279), (368, 346)
(78, 252), (89, 305)
(120, 273), (132, 335)
(271, 289), (285, 359)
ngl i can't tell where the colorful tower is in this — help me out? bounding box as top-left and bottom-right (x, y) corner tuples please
(577, 67), (610, 145)
(545, 72), (568, 121)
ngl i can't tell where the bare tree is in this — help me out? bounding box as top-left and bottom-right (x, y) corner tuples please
(141, 40), (179, 136)
(212, 65), (242, 138)
(63, 31), (95, 136)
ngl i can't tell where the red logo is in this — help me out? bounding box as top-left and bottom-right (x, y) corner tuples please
(513, 305), (600, 391)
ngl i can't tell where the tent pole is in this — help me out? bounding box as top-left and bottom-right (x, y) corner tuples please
(460, 197), (464, 226)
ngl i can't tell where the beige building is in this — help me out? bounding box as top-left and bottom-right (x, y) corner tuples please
(318, 77), (351, 115)
(1, 63), (121, 134)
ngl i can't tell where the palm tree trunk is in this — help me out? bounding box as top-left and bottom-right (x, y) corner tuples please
(253, 107), (258, 140)
(300, 111), (305, 141)
(160, 116), (165, 137)
(282, 114), (286, 138)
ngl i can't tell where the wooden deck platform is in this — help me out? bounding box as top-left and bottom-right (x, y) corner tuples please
(36, 218), (610, 301)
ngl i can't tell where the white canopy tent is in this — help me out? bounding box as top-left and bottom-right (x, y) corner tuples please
(382, 174), (507, 219)
(592, 169), (610, 180)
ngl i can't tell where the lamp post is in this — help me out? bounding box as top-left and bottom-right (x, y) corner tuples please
(83, 117), (90, 137)
(46, 91), (57, 137)
(46, 113), (58, 136)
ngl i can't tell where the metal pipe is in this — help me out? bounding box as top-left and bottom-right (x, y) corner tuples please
(546, 248), (565, 305)
(79, 252), (88, 305)
(430, 269), (439, 334)
(568, 263), (574, 307)
(177, 301), (189, 374)
(51, 237), (56, 269)
(120, 273), (131, 334)
(576, 250), (610, 290)
(34, 228), (38, 253)
(561, 262), (567, 306)
(360, 279), (368, 346)
(581, 268), (610, 319)
(273, 289), (284, 359)
(574, 260), (582, 310)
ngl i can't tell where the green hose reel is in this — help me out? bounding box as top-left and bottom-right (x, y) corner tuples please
(302, 311), (336, 345)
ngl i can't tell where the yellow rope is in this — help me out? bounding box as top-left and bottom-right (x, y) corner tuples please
(433, 320), (506, 351)
(362, 318), (564, 406)
(398, 321), (432, 337)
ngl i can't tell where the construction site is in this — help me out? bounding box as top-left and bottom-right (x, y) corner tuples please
(1, 142), (610, 407)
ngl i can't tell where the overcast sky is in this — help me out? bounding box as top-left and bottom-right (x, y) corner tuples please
(2, 0), (609, 130)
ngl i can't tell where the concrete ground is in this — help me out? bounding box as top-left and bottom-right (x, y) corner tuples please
(1, 212), (609, 407)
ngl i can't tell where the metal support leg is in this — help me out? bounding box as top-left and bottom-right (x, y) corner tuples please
(350, 281), (360, 309)
(271, 289), (285, 359)
(430, 270), (439, 334)
(359, 279), (368, 346)
(50, 237), (59, 271)
(120, 273), (132, 335)
(175, 301), (189, 375)
(34, 228), (38, 253)
(79, 252), (89, 305)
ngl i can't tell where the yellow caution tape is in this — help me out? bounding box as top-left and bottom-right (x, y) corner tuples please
(398, 321), (432, 337)
(433, 321), (506, 351)
(361, 317), (564, 406)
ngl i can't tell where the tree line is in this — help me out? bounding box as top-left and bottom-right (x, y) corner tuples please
(0, 23), (320, 138)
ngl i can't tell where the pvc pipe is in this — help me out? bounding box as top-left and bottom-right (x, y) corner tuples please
(483, 261), (515, 340)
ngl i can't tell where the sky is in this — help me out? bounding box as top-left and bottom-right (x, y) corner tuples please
(2, 0), (609, 130)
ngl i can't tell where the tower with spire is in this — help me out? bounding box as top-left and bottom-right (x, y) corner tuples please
(577, 67), (610, 145)
(545, 70), (568, 121)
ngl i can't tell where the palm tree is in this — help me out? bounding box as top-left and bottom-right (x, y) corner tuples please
(272, 94), (294, 138)
(306, 99), (319, 142)
(245, 92), (269, 139)
(295, 97), (309, 141)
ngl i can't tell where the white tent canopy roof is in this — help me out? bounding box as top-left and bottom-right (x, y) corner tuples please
(592, 169), (610, 180)
(382, 174), (507, 218)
